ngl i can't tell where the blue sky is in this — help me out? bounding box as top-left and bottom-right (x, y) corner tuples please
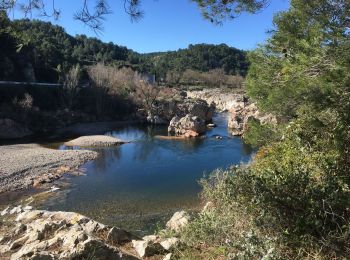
(11, 0), (290, 53)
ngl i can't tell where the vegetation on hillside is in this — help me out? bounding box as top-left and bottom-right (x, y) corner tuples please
(179, 0), (350, 259)
(0, 12), (247, 87)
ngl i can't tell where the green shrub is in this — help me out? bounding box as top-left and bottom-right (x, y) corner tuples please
(179, 105), (350, 259)
(243, 118), (281, 148)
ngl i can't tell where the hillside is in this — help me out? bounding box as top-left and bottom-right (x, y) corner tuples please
(0, 14), (248, 83)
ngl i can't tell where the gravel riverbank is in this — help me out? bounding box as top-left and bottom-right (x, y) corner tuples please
(0, 144), (98, 193)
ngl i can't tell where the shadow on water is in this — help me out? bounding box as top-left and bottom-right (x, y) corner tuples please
(3, 113), (254, 235)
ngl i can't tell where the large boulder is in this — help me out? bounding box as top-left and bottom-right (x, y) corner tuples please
(168, 115), (206, 137)
(0, 118), (33, 139)
(143, 97), (215, 125)
(131, 235), (178, 258)
(178, 99), (215, 122)
(166, 211), (190, 233)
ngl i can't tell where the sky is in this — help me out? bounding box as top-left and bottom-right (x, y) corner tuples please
(11, 0), (290, 53)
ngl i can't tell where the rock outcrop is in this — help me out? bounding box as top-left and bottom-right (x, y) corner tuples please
(177, 99), (215, 122)
(0, 207), (186, 260)
(166, 211), (190, 233)
(228, 103), (277, 136)
(142, 98), (215, 125)
(168, 115), (206, 137)
(0, 118), (33, 139)
(187, 89), (244, 112)
(0, 206), (139, 259)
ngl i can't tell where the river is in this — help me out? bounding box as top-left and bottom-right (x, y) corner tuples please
(16, 113), (253, 235)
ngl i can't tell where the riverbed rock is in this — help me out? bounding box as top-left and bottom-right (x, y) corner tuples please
(168, 115), (206, 137)
(141, 97), (215, 126)
(160, 237), (179, 250)
(178, 99), (215, 122)
(166, 211), (190, 233)
(64, 135), (128, 147)
(132, 238), (164, 258)
(0, 207), (138, 260)
(228, 103), (277, 136)
(0, 118), (33, 139)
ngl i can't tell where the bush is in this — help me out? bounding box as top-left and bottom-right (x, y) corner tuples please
(243, 117), (280, 148)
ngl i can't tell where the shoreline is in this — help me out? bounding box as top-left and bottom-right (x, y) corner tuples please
(0, 143), (98, 194)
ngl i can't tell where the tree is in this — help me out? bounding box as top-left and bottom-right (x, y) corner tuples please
(61, 64), (81, 110)
(246, 0), (350, 119)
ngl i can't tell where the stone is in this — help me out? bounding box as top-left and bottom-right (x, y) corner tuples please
(142, 235), (158, 242)
(163, 253), (172, 260)
(228, 103), (277, 136)
(166, 211), (190, 233)
(160, 237), (179, 250)
(9, 236), (28, 250)
(30, 252), (55, 260)
(10, 205), (23, 215)
(168, 115), (206, 137)
(23, 206), (33, 211)
(132, 239), (164, 258)
(1, 207), (138, 260)
(1, 206), (10, 216)
(202, 201), (214, 212)
(107, 227), (136, 245)
(14, 223), (27, 235)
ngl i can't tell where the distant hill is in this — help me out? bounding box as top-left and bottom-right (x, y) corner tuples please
(0, 13), (248, 83)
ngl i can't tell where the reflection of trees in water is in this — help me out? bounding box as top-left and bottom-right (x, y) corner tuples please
(178, 138), (205, 152)
(133, 141), (159, 161)
(93, 147), (122, 173)
(133, 132), (206, 161)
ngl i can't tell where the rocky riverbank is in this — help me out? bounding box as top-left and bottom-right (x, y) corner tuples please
(0, 144), (98, 193)
(0, 206), (189, 259)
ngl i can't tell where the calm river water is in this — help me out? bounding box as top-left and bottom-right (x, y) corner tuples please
(38, 113), (252, 234)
